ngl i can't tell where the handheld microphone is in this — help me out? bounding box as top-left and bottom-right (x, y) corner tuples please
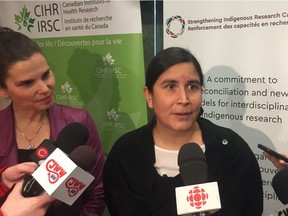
(29, 122), (89, 164)
(175, 143), (221, 216)
(272, 167), (288, 205)
(69, 145), (97, 172)
(29, 139), (56, 165)
(271, 167), (288, 215)
(55, 122), (89, 155)
(178, 142), (208, 185)
(22, 122), (89, 197)
(32, 145), (96, 205)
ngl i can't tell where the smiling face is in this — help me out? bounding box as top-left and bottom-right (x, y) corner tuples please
(144, 62), (202, 133)
(0, 53), (55, 112)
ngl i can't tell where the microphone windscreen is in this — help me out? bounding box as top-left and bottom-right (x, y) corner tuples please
(56, 122), (89, 155)
(69, 145), (97, 171)
(272, 167), (288, 204)
(178, 143), (207, 185)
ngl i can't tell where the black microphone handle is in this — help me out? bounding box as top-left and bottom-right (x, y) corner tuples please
(21, 174), (45, 197)
(178, 143), (210, 216)
(192, 212), (211, 216)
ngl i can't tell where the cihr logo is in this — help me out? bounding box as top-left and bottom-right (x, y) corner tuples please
(107, 108), (119, 121)
(56, 81), (83, 108)
(65, 177), (86, 197)
(101, 108), (126, 130)
(15, 5), (35, 32)
(46, 159), (67, 184)
(96, 52), (126, 79)
(186, 186), (209, 209)
(56, 82), (79, 102)
(15, 3), (61, 33)
(103, 52), (115, 66)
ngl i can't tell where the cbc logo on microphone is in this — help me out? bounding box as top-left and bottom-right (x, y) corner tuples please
(186, 186), (209, 209)
(36, 147), (49, 159)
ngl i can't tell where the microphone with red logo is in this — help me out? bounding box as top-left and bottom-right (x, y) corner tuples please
(272, 167), (288, 204)
(21, 122), (89, 197)
(30, 122), (89, 164)
(175, 143), (221, 216)
(271, 167), (288, 215)
(32, 145), (96, 205)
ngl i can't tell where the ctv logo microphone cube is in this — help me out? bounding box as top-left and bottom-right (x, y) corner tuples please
(175, 182), (221, 215)
(32, 148), (95, 205)
(275, 203), (288, 215)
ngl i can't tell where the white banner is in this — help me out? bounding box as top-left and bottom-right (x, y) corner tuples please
(164, 1), (288, 215)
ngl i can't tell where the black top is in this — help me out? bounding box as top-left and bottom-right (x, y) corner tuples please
(103, 117), (263, 216)
(18, 149), (34, 163)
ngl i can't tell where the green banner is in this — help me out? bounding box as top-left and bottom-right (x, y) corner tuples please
(36, 34), (147, 153)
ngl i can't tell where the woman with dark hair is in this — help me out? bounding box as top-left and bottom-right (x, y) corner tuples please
(0, 30), (106, 215)
(103, 47), (263, 216)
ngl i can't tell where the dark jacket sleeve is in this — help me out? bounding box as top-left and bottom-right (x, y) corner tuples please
(103, 135), (149, 216)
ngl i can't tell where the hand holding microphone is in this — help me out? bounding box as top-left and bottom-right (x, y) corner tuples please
(0, 162), (41, 208)
(1, 180), (54, 216)
(1, 162), (38, 189)
(175, 143), (221, 216)
(0, 163), (54, 216)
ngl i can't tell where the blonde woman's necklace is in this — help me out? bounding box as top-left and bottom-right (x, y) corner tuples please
(15, 114), (47, 150)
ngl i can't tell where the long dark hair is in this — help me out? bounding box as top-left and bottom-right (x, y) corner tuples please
(0, 31), (43, 88)
(145, 47), (204, 92)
